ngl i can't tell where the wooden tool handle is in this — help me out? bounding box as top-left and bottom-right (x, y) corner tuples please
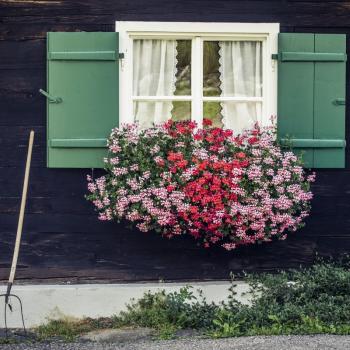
(8, 130), (34, 286)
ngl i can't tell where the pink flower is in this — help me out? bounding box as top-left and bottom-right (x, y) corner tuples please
(130, 164), (139, 171)
(222, 243), (236, 250)
(307, 172), (316, 182)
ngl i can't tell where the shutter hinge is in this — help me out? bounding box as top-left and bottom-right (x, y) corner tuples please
(118, 52), (125, 71)
(271, 54), (279, 71)
(39, 89), (62, 104)
(333, 98), (346, 106)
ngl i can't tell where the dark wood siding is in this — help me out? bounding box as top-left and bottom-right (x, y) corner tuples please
(1, 0), (350, 282)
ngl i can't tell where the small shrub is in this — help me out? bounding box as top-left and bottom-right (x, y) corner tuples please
(114, 287), (219, 333)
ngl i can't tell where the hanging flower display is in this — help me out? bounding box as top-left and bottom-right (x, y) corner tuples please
(86, 120), (315, 250)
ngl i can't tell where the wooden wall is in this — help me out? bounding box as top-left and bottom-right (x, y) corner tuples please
(1, 0), (350, 282)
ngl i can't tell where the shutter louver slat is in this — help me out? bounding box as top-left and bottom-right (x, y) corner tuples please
(280, 52), (346, 62)
(49, 51), (117, 60)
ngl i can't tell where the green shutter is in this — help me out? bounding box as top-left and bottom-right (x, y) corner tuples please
(46, 32), (119, 168)
(277, 33), (346, 168)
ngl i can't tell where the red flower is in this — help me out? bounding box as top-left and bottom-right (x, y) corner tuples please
(236, 152), (246, 159)
(240, 160), (249, 167)
(203, 118), (213, 127)
(212, 162), (223, 170)
(194, 221), (203, 229)
(203, 172), (212, 180)
(231, 159), (241, 168)
(222, 178), (231, 186)
(248, 137), (258, 144)
(212, 176), (221, 186)
(205, 135), (215, 143)
(177, 125), (188, 135)
(164, 120), (174, 130)
(194, 132), (203, 141)
(211, 128), (221, 137)
(176, 160), (188, 169)
(224, 130), (233, 138)
(189, 206), (199, 214)
(175, 121), (197, 135)
(198, 161), (208, 171)
(167, 151), (184, 162)
(188, 121), (197, 129)
(166, 185), (175, 192)
(189, 229), (200, 238)
(223, 162), (233, 172)
(229, 193), (238, 201)
(191, 213), (200, 220)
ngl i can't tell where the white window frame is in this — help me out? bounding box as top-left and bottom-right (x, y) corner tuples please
(116, 21), (279, 129)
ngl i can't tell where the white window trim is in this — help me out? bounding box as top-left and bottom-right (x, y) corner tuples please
(116, 21), (279, 129)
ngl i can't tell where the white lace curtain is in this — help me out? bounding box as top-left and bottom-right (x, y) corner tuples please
(219, 41), (262, 132)
(133, 39), (177, 128)
(133, 39), (262, 132)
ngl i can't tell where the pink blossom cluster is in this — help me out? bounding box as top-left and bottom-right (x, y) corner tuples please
(86, 120), (315, 250)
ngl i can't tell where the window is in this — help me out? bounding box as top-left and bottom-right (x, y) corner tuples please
(45, 31), (346, 168)
(117, 21), (279, 132)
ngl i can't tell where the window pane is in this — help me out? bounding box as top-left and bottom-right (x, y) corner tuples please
(203, 41), (222, 97)
(221, 101), (262, 133)
(174, 40), (191, 96)
(204, 101), (262, 133)
(133, 101), (191, 128)
(203, 41), (262, 97)
(172, 101), (191, 122)
(133, 39), (191, 97)
(203, 102), (223, 128)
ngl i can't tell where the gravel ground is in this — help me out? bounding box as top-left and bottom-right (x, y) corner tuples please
(1, 336), (350, 350)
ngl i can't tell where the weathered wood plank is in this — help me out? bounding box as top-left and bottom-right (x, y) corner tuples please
(0, 96), (44, 126)
(0, 231), (319, 282)
(1, 1), (350, 27)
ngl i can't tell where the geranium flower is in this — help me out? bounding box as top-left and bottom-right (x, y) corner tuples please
(203, 118), (213, 127)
